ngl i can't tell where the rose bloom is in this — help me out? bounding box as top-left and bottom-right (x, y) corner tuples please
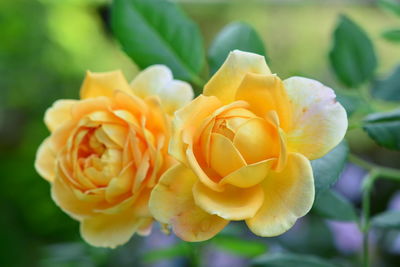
(35, 66), (193, 248)
(149, 50), (348, 241)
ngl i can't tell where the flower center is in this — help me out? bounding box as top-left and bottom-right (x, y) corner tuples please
(78, 128), (106, 159)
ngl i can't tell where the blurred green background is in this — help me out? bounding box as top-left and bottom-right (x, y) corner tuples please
(1, 0), (400, 266)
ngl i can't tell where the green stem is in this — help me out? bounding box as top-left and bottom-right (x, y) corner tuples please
(361, 170), (378, 267)
(348, 154), (400, 181)
(349, 153), (400, 266)
(188, 243), (201, 267)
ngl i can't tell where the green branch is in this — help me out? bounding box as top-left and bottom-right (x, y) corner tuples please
(348, 154), (400, 181)
(349, 153), (400, 267)
(360, 170), (378, 267)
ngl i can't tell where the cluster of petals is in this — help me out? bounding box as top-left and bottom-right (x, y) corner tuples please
(149, 50), (348, 241)
(36, 50), (348, 247)
(35, 66), (193, 248)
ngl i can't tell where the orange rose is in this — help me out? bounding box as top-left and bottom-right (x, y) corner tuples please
(35, 66), (193, 248)
(149, 50), (348, 241)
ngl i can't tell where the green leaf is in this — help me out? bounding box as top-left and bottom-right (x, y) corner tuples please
(363, 109), (400, 150)
(142, 242), (190, 263)
(212, 235), (267, 258)
(329, 15), (377, 88)
(278, 217), (335, 256)
(372, 65), (400, 102)
(313, 190), (357, 221)
(208, 22), (266, 75)
(379, 0), (400, 17)
(252, 253), (336, 267)
(311, 141), (349, 196)
(112, 0), (205, 86)
(372, 210), (400, 229)
(382, 28), (400, 43)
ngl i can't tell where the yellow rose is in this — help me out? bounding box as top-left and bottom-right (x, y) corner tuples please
(149, 50), (348, 241)
(35, 66), (193, 248)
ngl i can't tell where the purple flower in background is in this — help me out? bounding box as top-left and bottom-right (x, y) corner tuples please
(388, 191), (400, 211)
(328, 164), (365, 254)
(205, 249), (248, 267)
(143, 226), (181, 267)
(387, 191), (400, 254)
(335, 163), (366, 202)
(327, 221), (363, 254)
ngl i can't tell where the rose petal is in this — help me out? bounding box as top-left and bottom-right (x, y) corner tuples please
(35, 138), (57, 182)
(71, 97), (110, 121)
(81, 186), (153, 248)
(233, 117), (279, 164)
(105, 164), (133, 203)
(246, 153), (314, 236)
(87, 110), (123, 125)
(137, 218), (153, 236)
(235, 73), (292, 131)
(209, 133), (246, 177)
(101, 124), (128, 148)
(80, 70), (131, 99)
(283, 77), (348, 160)
(204, 50), (271, 104)
(44, 100), (78, 132)
(170, 95), (222, 163)
(130, 65), (193, 114)
(51, 177), (97, 220)
(219, 159), (274, 188)
(193, 181), (264, 220)
(130, 65), (173, 98)
(143, 96), (169, 139)
(157, 80), (194, 114)
(187, 146), (223, 192)
(80, 203), (141, 248)
(112, 91), (147, 119)
(149, 163), (228, 241)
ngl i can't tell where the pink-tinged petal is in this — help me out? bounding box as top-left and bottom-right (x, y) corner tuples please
(204, 50), (271, 104)
(246, 153), (314, 237)
(284, 77), (348, 160)
(149, 163), (228, 241)
(137, 218), (153, 236)
(193, 181), (264, 220)
(35, 138), (57, 182)
(44, 100), (78, 132)
(80, 70), (131, 99)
